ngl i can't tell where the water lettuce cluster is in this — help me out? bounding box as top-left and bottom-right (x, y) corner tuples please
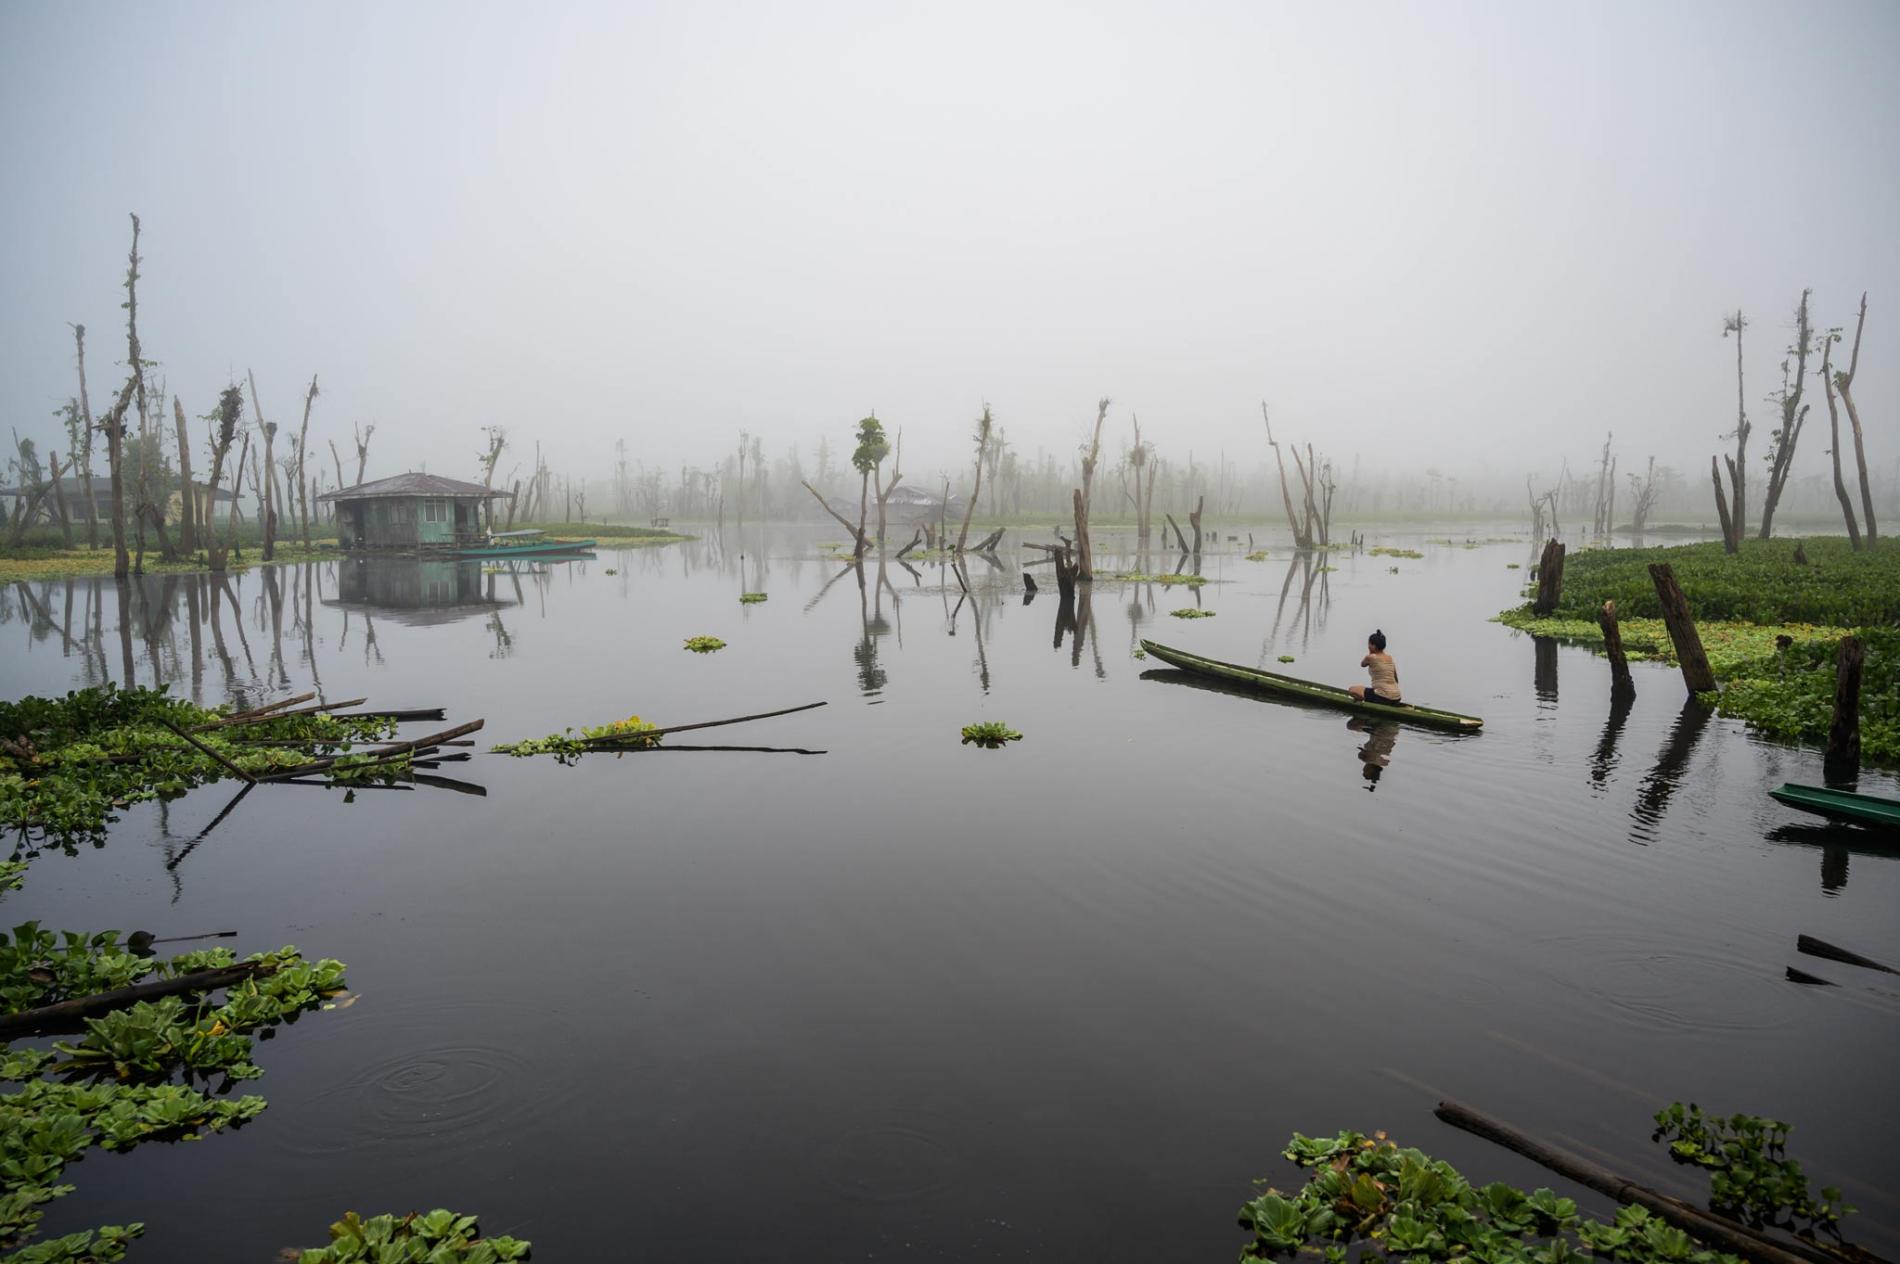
(960, 722), (1022, 748)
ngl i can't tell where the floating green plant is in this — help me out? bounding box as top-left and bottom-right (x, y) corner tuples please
(683, 636), (726, 653)
(1131, 648), (1147, 660)
(293, 1209), (530, 1263)
(740, 592), (768, 604)
(603, 568), (618, 576)
(0, 686), (402, 861)
(1653, 1102), (1849, 1234)
(1112, 571), (1207, 585)
(1277, 655), (1295, 664)
(1245, 551), (1269, 561)
(1368, 546), (1423, 559)
(1317, 564), (1338, 573)
(960, 721), (1022, 748)
(1, 924), (346, 1257)
(492, 713), (661, 762)
(1170, 608), (1215, 618)
(1506, 562), (1521, 569)
(1237, 1126), (1822, 1264)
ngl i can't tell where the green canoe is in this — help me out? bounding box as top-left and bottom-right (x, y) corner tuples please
(1769, 783), (1900, 829)
(1140, 640), (1483, 732)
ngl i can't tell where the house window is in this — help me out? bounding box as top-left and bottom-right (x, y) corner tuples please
(424, 499), (447, 523)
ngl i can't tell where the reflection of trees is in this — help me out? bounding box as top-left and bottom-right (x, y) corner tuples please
(1629, 699), (1714, 844)
(853, 561), (888, 697)
(1532, 636), (1558, 703)
(1589, 684), (1635, 791)
(1269, 552), (1330, 653)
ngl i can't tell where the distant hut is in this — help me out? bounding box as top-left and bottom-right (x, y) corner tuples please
(317, 473), (511, 552)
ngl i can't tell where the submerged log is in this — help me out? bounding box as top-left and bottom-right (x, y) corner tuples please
(1647, 563), (1717, 693)
(1825, 635), (1863, 781)
(0, 961), (270, 1038)
(1434, 1099), (1815, 1264)
(1797, 932), (1896, 975)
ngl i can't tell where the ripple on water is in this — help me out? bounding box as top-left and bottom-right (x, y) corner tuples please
(273, 1026), (556, 1157)
(813, 1123), (959, 1203)
(1537, 933), (1794, 1036)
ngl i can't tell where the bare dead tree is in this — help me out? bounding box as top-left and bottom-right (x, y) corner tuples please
(353, 421), (374, 484)
(1261, 402), (1310, 549)
(1129, 415), (1154, 543)
(1591, 432), (1614, 538)
(1819, 329), (1861, 548)
(68, 324), (100, 548)
(957, 406), (993, 551)
(172, 396), (196, 555)
(48, 449), (74, 547)
(248, 371), (279, 560)
(1626, 457), (1658, 533)
(874, 428), (903, 546)
(1718, 310), (1748, 552)
(329, 439), (345, 493)
(1834, 292), (1877, 543)
(120, 215), (152, 577)
(1069, 398), (1108, 579)
(220, 431), (250, 569)
(202, 386), (244, 572)
(294, 374), (318, 550)
(1710, 455), (1734, 549)
(1758, 290), (1813, 539)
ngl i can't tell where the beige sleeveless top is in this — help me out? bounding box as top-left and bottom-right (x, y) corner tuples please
(1364, 653), (1401, 700)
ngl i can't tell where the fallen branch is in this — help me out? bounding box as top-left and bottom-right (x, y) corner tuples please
(584, 701), (826, 747)
(1434, 1098), (1822, 1264)
(222, 692), (316, 722)
(196, 697), (368, 731)
(0, 961), (271, 1038)
(159, 720), (258, 785)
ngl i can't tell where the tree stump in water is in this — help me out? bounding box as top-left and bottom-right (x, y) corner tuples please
(1531, 539), (1566, 615)
(1647, 563), (1717, 693)
(1597, 599), (1632, 693)
(1826, 634), (1863, 783)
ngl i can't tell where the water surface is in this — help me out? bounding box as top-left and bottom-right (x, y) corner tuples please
(5, 524), (1896, 1260)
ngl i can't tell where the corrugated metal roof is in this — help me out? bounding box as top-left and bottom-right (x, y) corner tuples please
(317, 472), (508, 502)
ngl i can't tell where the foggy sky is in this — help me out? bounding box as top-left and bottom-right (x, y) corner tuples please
(3, 1), (1897, 490)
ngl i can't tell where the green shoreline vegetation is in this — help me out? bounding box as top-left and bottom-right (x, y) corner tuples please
(1495, 538), (1900, 761)
(0, 522), (689, 583)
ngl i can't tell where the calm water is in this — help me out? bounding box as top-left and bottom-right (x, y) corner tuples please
(5, 524), (1897, 1261)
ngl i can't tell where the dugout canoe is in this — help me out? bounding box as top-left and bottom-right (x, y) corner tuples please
(1769, 783), (1900, 830)
(1139, 640), (1483, 731)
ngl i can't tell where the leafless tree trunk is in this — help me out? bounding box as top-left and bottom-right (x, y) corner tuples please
(1834, 292), (1877, 543)
(48, 450), (74, 547)
(114, 215), (150, 578)
(1627, 457), (1658, 533)
(1129, 415), (1150, 542)
(70, 324), (100, 549)
(172, 396), (196, 555)
(874, 429), (903, 546)
(202, 386), (244, 572)
(329, 439), (345, 494)
(1709, 455), (1734, 550)
(1820, 335), (1861, 548)
(1591, 432), (1613, 537)
(1069, 398), (1108, 579)
(354, 421), (374, 485)
(295, 374), (318, 551)
(1719, 310), (1748, 552)
(1758, 290), (1813, 539)
(803, 480), (869, 554)
(958, 406), (993, 551)
(250, 370), (279, 560)
(1262, 402), (1310, 549)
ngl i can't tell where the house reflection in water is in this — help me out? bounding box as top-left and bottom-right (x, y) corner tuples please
(324, 557), (517, 627)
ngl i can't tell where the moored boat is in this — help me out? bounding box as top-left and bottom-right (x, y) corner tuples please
(1139, 639), (1483, 731)
(449, 529), (597, 559)
(1768, 783), (1900, 829)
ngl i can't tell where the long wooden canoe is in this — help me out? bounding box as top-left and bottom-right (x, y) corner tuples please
(1769, 783), (1900, 829)
(1139, 640), (1483, 731)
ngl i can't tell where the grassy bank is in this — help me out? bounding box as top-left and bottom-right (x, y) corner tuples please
(1496, 538), (1900, 761)
(0, 521), (688, 581)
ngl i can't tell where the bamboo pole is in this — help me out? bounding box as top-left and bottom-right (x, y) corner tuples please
(158, 719), (257, 784)
(1434, 1099), (1815, 1264)
(0, 962), (270, 1038)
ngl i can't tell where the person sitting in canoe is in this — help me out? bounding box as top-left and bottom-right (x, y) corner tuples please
(1349, 629), (1403, 705)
